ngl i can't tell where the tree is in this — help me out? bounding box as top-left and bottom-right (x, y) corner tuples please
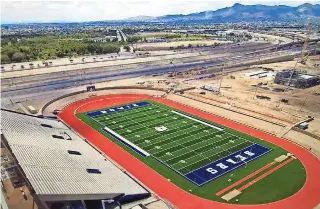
(123, 45), (130, 52)
(11, 52), (25, 62)
(2, 46), (18, 60)
(1, 36), (120, 63)
(1, 54), (11, 64)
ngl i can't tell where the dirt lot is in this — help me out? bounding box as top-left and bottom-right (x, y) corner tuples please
(136, 40), (230, 50)
(258, 55), (320, 75)
(182, 56), (320, 119)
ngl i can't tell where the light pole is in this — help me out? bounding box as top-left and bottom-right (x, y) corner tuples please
(253, 83), (258, 100)
(218, 44), (229, 92)
(300, 95), (308, 112)
(170, 60), (177, 75)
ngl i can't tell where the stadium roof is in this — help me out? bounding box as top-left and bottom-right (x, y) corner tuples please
(1, 110), (149, 201)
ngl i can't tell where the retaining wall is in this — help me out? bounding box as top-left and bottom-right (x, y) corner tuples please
(40, 86), (168, 115)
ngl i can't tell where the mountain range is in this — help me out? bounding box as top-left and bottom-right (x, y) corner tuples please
(127, 3), (320, 22)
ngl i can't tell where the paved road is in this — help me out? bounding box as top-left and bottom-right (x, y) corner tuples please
(2, 41), (318, 100)
(1, 50), (298, 98)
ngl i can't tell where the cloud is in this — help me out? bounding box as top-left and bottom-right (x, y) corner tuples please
(1, 0), (319, 23)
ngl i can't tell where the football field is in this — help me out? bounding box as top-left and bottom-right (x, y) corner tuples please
(84, 100), (271, 186)
(74, 97), (307, 204)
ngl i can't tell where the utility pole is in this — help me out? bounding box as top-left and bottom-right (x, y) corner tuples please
(218, 44), (229, 92)
(300, 95), (308, 112)
(300, 20), (312, 66)
(218, 62), (226, 91)
(170, 60), (176, 76)
(288, 19), (312, 87)
(253, 83), (258, 99)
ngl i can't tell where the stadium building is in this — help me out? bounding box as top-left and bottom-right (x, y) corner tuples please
(0, 109), (153, 209)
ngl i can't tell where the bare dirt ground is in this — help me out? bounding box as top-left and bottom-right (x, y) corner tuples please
(258, 56), (320, 75)
(136, 40), (229, 50)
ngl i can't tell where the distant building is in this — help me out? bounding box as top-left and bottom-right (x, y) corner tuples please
(274, 70), (319, 88)
(200, 85), (220, 93)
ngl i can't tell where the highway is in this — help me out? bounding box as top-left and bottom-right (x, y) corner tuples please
(2, 41), (318, 100)
(1, 51), (297, 97)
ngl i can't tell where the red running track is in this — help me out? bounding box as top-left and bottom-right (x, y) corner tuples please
(238, 158), (294, 192)
(216, 162), (275, 196)
(59, 94), (320, 209)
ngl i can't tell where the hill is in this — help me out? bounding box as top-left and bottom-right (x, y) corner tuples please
(129, 3), (320, 22)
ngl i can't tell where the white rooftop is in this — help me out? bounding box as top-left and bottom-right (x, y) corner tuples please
(299, 74), (314, 79)
(1, 110), (148, 200)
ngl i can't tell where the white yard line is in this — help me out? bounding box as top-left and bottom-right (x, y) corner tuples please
(176, 141), (249, 171)
(166, 135), (234, 164)
(142, 125), (207, 150)
(119, 116), (189, 140)
(167, 134), (231, 160)
(127, 121), (195, 143)
(103, 126), (150, 157)
(171, 110), (224, 131)
(89, 113), (151, 157)
(110, 116), (173, 134)
(96, 106), (161, 122)
(124, 115), (178, 130)
(154, 129), (219, 155)
(152, 131), (213, 155)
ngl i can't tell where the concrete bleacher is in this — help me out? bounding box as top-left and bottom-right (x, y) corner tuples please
(1, 110), (150, 207)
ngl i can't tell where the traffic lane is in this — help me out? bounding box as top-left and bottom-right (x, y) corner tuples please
(0, 53), (263, 94)
(1, 50), (297, 96)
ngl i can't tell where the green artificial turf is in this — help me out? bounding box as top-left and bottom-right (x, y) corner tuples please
(77, 100), (306, 204)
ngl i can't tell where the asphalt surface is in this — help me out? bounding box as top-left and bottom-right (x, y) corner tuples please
(1, 51), (296, 97)
(2, 41), (317, 100)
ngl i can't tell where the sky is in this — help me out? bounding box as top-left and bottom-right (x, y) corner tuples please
(1, 0), (319, 23)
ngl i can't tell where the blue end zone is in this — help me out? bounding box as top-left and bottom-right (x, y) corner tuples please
(185, 144), (272, 186)
(86, 101), (150, 117)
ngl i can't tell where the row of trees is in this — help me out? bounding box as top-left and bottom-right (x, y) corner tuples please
(127, 34), (184, 43)
(167, 42), (221, 50)
(1, 36), (121, 64)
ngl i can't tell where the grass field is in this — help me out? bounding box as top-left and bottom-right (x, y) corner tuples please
(77, 99), (306, 204)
